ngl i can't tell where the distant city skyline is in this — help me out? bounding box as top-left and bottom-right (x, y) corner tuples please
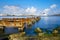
(0, 0), (60, 16)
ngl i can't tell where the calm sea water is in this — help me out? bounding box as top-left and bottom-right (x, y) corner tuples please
(25, 16), (60, 36)
(0, 16), (60, 35)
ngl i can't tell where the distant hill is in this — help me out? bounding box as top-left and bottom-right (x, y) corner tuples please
(52, 14), (60, 16)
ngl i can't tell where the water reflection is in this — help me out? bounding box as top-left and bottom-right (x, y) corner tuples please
(43, 17), (48, 24)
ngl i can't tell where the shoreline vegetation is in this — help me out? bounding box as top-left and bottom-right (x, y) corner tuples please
(1, 26), (60, 40)
(8, 25), (60, 40)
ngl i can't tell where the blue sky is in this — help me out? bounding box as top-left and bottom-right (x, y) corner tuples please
(0, 0), (60, 9)
(0, 0), (60, 15)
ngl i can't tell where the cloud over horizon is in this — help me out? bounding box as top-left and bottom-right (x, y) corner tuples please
(0, 4), (58, 16)
(1, 5), (37, 15)
(50, 4), (57, 9)
(25, 7), (37, 13)
(2, 5), (24, 15)
(42, 4), (57, 15)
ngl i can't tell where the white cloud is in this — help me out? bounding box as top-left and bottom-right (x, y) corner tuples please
(25, 7), (37, 13)
(43, 8), (50, 14)
(0, 4), (57, 16)
(2, 5), (24, 15)
(50, 4), (57, 9)
(25, 7), (37, 15)
(42, 4), (57, 15)
(1, 5), (37, 15)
